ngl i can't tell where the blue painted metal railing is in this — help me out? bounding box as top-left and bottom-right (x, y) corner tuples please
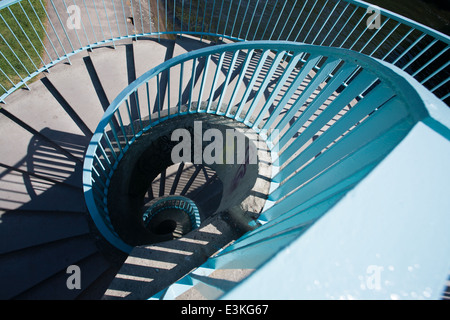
(82, 40), (450, 264)
(142, 195), (201, 231)
(0, 0), (449, 104)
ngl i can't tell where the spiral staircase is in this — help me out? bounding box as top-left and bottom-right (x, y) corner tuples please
(0, 0), (450, 300)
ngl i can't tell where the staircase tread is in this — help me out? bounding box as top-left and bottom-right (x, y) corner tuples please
(0, 113), (85, 210)
(0, 168), (86, 212)
(173, 36), (214, 57)
(133, 39), (174, 79)
(2, 80), (91, 143)
(14, 252), (114, 300)
(0, 210), (91, 255)
(0, 235), (99, 299)
(45, 52), (107, 132)
(89, 45), (131, 104)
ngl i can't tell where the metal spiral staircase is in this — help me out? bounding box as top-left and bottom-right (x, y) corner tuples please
(0, 0), (449, 300)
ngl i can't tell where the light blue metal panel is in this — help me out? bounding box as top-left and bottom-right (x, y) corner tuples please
(262, 116), (413, 221)
(219, 191), (346, 254)
(222, 121), (450, 300)
(273, 83), (397, 189)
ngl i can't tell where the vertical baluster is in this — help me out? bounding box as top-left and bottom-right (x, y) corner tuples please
(337, 8), (367, 49)
(197, 54), (212, 112)
(194, 0), (201, 34)
(148, 0), (152, 34)
(188, 57), (197, 112)
(430, 77), (449, 94)
(277, 0), (299, 41)
(119, 0), (129, 37)
(101, 0), (116, 46)
(230, 0), (242, 38)
(272, 58), (342, 137)
(115, 107), (130, 147)
(180, 0), (184, 33)
(243, 50), (286, 125)
(222, 0), (234, 37)
(310, 0), (341, 45)
(50, 0), (75, 52)
(216, 49), (240, 115)
(294, 0), (318, 42)
(261, 54), (322, 132)
(261, 0), (279, 40)
(0, 49), (28, 89)
(252, 53), (303, 129)
(130, 0), (137, 39)
(380, 27), (414, 61)
(225, 49), (254, 117)
(28, 0), (59, 60)
(286, 2), (309, 41)
(318, 1), (350, 46)
(146, 81), (152, 124)
(134, 90), (143, 131)
(268, 0), (287, 40)
(208, 0), (216, 36)
(111, 0), (121, 38)
(91, 0), (107, 42)
(138, 0), (144, 35)
(200, 0), (208, 40)
(234, 50), (270, 120)
(357, 18), (391, 54)
(215, 0), (225, 35)
(277, 62), (358, 149)
(392, 32), (426, 66)
(244, 0), (260, 41)
(167, 70), (171, 117)
(251, 0), (269, 40)
(237, 0), (251, 40)
(106, 120), (123, 155)
(0, 68), (14, 91)
(125, 99), (136, 138)
(157, 0), (160, 40)
(165, 0), (168, 33)
(303, 0), (329, 43)
(328, 6), (358, 47)
(366, 22), (401, 58)
(413, 46), (448, 78)
(156, 72), (161, 119)
(0, 13), (38, 73)
(102, 130), (119, 162)
(187, 0), (191, 32)
(19, 1), (53, 66)
(402, 39), (438, 72)
(178, 62), (184, 114)
(206, 52), (225, 113)
(420, 60), (449, 85)
(61, 0), (83, 49)
(83, 0), (99, 44)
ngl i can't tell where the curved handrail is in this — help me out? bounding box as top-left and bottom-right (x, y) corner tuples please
(0, 0), (449, 103)
(142, 195), (201, 230)
(83, 40), (450, 252)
